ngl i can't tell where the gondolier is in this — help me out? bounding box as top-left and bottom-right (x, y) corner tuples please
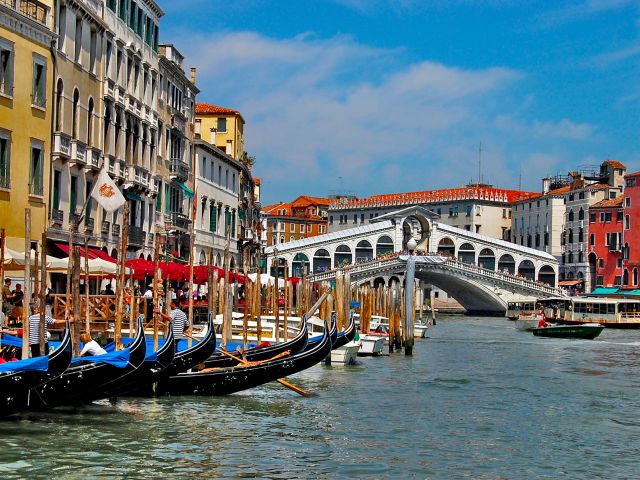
(157, 299), (190, 343)
(28, 306), (65, 357)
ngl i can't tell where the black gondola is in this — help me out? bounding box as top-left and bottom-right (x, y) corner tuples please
(27, 315), (147, 409)
(307, 314), (338, 349)
(202, 316), (308, 369)
(156, 318), (332, 396)
(159, 314), (216, 378)
(330, 314), (356, 350)
(0, 322), (73, 414)
(108, 315), (176, 397)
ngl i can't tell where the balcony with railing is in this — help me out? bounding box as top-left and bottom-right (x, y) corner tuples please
(87, 148), (100, 169)
(51, 208), (64, 224)
(128, 226), (145, 247)
(84, 217), (95, 233)
(101, 220), (110, 236)
(0, 0), (49, 26)
(71, 140), (87, 165)
(171, 212), (191, 230)
(53, 132), (71, 158)
(112, 223), (120, 237)
(169, 158), (190, 181)
(127, 165), (151, 189)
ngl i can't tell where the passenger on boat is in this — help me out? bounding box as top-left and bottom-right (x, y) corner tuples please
(80, 332), (107, 356)
(537, 318), (550, 328)
(28, 306), (65, 357)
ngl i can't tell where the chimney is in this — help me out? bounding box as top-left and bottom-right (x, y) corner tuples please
(542, 177), (550, 194)
(190, 67), (197, 84)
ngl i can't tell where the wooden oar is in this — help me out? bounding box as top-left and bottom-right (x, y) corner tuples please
(213, 347), (311, 397)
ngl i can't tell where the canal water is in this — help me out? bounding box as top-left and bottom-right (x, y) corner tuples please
(1, 315), (640, 479)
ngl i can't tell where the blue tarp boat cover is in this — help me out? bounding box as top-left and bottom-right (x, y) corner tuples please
(0, 355), (49, 373)
(105, 337), (256, 357)
(0, 333), (24, 348)
(70, 348), (130, 368)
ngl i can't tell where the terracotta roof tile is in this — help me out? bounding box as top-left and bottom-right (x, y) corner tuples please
(591, 197), (623, 209)
(602, 160), (626, 169)
(196, 103), (241, 115)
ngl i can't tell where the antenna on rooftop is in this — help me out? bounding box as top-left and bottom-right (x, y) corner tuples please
(478, 141), (482, 185)
(518, 163), (522, 191)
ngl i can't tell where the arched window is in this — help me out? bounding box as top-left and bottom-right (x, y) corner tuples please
(355, 240), (373, 262)
(376, 235), (394, 257)
(87, 97), (94, 146)
(334, 245), (352, 268)
(478, 248), (496, 271)
(457, 243), (475, 264)
(568, 209), (574, 221)
(313, 249), (331, 273)
(578, 208), (584, 220)
(103, 104), (111, 154)
(72, 89), (79, 139)
(55, 78), (63, 131)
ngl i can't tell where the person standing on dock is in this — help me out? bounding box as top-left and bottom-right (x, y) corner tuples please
(157, 298), (190, 344)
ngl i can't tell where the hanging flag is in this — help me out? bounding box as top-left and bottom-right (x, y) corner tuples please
(91, 168), (126, 213)
(192, 189), (198, 223)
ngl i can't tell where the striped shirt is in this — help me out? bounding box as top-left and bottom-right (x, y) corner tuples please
(170, 308), (190, 340)
(28, 313), (55, 345)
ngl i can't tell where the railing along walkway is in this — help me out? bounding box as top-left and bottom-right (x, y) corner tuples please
(308, 256), (564, 297)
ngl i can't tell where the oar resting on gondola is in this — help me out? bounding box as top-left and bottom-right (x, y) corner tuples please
(114, 314), (218, 397)
(202, 315), (309, 369)
(27, 315), (147, 410)
(155, 318), (332, 397)
(0, 321), (73, 416)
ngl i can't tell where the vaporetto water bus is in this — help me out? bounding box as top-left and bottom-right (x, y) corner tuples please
(534, 297), (640, 328)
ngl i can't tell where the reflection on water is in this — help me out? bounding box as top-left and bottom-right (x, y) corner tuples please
(1, 316), (640, 478)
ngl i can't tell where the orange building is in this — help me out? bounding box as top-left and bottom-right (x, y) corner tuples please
(263, 196), (330, 246)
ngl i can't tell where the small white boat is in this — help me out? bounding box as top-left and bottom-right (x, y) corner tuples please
(515, 311), (545, 331)
(357, 334), (385, 356)
(414, 321), (429, 338)
(331, 342), (360, 365)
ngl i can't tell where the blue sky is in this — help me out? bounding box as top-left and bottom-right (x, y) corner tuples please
(157, 0), (640, 204)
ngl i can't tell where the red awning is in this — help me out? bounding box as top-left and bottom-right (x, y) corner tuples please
(54, 243), (116, 262)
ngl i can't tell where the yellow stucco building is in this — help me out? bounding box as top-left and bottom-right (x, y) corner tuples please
(0, 0), (55, 250)
(195, 102), (244, 160)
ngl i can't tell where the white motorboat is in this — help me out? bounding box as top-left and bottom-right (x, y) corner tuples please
(331, 342), (360, 365)
(515, 311), (545, 331)
(357, 334), (385, 356)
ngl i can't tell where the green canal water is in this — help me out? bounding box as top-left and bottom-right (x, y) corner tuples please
(1, 315), (640, 479)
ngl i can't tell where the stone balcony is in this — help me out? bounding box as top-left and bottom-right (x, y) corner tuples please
(52, 132), (71, 158)
(71, 140), (87, 166)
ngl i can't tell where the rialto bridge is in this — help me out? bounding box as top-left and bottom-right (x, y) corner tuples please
(264, 206), (564, 315)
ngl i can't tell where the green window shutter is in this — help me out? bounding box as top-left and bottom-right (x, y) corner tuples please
(155, 182), (162, 211)
(231, 211), (236, 237)
(164, 184), (170, 214)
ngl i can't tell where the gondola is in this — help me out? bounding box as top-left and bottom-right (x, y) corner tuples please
(330, 314), (356, 350)
(108, 315), (176, 397)
(156, 318), (332, 396)
(27, 315), (147, 409)
(159, 314), (216, 378)
(0, 322), (73, 414)
(202, 316), (309, 369)
(307, 314), (338, 349)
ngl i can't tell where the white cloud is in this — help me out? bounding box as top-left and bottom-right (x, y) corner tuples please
(170, 30), (601, 200)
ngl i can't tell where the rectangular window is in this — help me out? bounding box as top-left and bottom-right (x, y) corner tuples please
(589, 233), (594, 246)
(108, 0), (116, 10)
(0, 131), (10, 189)
(89, 29), (97, 74)
(626, 197), (631, 207)
(74, 16), (82, 63)
(119, 0), (127, 21)
(85, 181), (93, 225)
(32, 55), (47, 108)
(589, 213), (596, 223)
(29, 141), (43, 196)
(290, 223), (295, 233)
(155, 180), (162, 211)
(301, 224), (305, 234)
(626, 215), (630, 230)
(209, 204), (217, 232)
(52, 170), (61, 209)
(70, 176), (78, 214)
(217, 117), (227, 133)
(605, 212), (612, 222)
(617, 210), (623, 222)
(0, 38), (14, 97)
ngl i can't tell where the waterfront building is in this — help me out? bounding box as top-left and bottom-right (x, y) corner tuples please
(263, 196), (330, 247)
(155, 43), (198, 261)
(510, 182), (569, 261)
(0, 0), (55, 250)
(193, 139), (242, 270)
(194, 102), (244, 160)
(587, 197), (623, 288)
(622, 171), (640, 287)
(48, 0), (106, 252)
(237, 165), (262, 272)
(328, 184), (534, 241)
(99, 0), (164, 260)
(560, 161), (625, 292)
